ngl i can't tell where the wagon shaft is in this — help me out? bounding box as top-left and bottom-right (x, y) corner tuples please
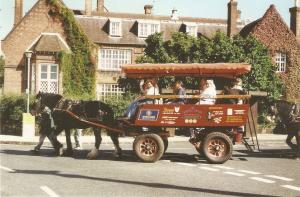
(55, 109), (123, 134)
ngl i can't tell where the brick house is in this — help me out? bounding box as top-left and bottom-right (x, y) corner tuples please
(2, 0), (68, 94)
(1, 0), (247, 99)
(240, 4), (300, 99)
(1, 0), (299, 100)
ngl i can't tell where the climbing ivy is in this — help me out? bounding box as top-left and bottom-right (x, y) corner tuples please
(47, 0), (96, 99)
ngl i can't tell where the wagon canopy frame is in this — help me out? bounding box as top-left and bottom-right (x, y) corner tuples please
(122, 63), (251, 79)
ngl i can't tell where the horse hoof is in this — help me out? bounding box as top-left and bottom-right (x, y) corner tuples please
(113, 149), (122, 158)
(56, 147), (64, 156)
(87, 148), (99, 160)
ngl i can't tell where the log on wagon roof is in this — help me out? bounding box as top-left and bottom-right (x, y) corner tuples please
(122, 63), (251, 78)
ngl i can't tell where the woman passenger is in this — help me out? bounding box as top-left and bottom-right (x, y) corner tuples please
(197, 79), (216, 105)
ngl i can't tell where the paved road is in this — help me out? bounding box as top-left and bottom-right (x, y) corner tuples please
(1, 141), (299, 197)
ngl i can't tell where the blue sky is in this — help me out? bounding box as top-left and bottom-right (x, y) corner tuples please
(0, 0), (294, 39)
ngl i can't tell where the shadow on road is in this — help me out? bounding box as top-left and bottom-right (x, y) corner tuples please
(0, 147), (57, 158)
(233, 149), (298, 160)
(10, 169), (277, 197)
(2, 147), (298, 164)
(0, 147), (208, 163)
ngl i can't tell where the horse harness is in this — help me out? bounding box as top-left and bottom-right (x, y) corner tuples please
(53, 98), (89, 120)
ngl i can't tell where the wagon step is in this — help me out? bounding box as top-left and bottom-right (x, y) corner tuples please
(242, 137), (258, 152)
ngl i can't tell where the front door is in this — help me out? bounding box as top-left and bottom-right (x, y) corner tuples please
(38, 63), (59, 93)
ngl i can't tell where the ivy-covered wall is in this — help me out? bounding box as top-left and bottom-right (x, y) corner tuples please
(243, 5), (300, 101)
(47, 0), (96, 99)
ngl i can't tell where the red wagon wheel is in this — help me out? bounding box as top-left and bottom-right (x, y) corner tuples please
(201, 132), (233, 164)
(133, 133), (164, 162)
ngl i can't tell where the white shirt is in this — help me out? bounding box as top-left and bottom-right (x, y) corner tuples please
(199, 87), (216, 105)
(146, 86), (160, 95)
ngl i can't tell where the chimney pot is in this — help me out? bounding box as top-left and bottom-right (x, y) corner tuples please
(14, 0), (23, 26)
(144, 5), (153, 15)
(97, 0), (105, 14)
(171, 8), (179, 20)
(85, 0), (92, 16)
(290, 5), (300, 40)
(227, 0), (238, 37)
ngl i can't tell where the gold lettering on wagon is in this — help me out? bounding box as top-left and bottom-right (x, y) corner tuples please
(226, 116), (243, 122)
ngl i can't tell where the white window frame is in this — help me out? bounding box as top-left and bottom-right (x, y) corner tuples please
(109, 19), (122, 37)
(38, 63), (59, 93)
(99, 48), (132, 71)
(97, 83), (124, 101)
(184, 23), (198, 37)
(275, 52), (286, 73)
(186, 25), (198, 37)
(138, 20), (160, 38)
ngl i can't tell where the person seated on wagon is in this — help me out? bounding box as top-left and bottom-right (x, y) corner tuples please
(223, 78), (245, 104)
(140, 79), (160, 97)
(190, 79), (216, 144)
(167, 80), (186, 104)
(124, 79), (160, 119)
(197, 79), (216, 105)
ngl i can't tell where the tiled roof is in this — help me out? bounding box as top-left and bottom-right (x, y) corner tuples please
(31, 34), (69, 52)
(239, 18), (262, 37)
(75, 15), (230, 46)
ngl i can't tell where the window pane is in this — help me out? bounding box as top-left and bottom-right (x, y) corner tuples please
(275, 52), (286, 72)
(39, 64), (59, 94)
(97, 83), (124, 101)
(99, 49), (131, 71)
(50, 73), (57, 79)
(41, 73), (47, 79)
(41, 65), (47, 72)
(51, 65), (57, 72)
(110, 21), (121, 36)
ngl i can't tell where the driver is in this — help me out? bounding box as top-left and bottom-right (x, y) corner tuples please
(123, 79), (160, 119)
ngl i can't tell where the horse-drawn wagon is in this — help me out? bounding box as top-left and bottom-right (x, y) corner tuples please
(32, 63), (253, 164)
(118, 63), (251, 164)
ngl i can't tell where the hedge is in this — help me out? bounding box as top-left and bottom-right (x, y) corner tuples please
(0, 95), (29, 135)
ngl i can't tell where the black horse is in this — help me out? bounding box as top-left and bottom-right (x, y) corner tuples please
(31, 92), (122, 159)
(274, 100), (300, 159)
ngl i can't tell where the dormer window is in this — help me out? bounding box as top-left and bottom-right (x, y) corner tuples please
(185, 23), (198, 37)
(109, 20), (122, 37)
(275, 52), (286, 73)
(138, 21), (160, 38)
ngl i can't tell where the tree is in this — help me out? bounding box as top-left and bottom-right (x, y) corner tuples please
(120, 31), (282, 100)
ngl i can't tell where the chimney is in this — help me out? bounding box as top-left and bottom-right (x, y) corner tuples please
(85, 0), (92, 16)
(97, 0), (105, 14)
(144, 5), (153, 15)
(14, 0), (23, 26)
(290, 0), (300, 40)
(227, 0), (238, 37)
(171, 8), (179, 20)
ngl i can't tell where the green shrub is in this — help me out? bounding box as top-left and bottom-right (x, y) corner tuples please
(104, 94), (135, 118)
(0, 94), (31, 135)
